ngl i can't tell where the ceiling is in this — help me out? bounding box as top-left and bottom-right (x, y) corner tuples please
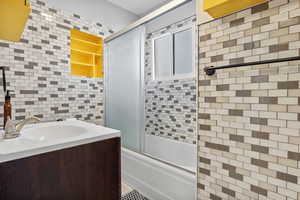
(106, 0), (172, 16)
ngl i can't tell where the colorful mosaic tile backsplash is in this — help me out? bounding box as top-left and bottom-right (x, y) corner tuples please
(198, 0), (300, 199)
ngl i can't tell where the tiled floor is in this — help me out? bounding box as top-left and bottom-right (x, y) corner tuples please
(121, 183), (148, 200)
(121, 190), (148, 200)
(122, 183), (133, 195)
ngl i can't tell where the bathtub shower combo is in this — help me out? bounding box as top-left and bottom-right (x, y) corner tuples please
(105, 19), (197, 200)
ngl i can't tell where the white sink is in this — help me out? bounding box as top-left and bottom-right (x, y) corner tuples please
(0, 119), (121, 163)
(21, 125), (87, 141)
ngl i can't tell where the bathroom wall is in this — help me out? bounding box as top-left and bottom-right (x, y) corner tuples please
(198, 0), (300, 199)
(0, 0), (113, 125)
(47, 0), (139, 32)
(145, 16), (197, 144)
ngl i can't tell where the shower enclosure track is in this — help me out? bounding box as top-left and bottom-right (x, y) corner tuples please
(104, 0), (192, 43)
(204, 56), (300, 76)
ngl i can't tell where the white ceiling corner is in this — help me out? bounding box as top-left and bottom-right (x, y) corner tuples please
(106, 0), (172, 16)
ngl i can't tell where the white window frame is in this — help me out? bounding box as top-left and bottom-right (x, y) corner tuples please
(152, 32), (173, 81)
(152, 24), (196, 81)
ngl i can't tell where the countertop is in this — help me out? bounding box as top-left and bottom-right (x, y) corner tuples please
(0, 119), (121, 163)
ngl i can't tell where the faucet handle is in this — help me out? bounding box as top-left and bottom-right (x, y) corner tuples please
(4, 117), (19, 139)
(26, 112), (32, 118)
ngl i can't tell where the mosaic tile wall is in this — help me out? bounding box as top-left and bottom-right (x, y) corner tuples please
(0, 0), (114, 125)
(197, 0), (300, 199)
(144, 16), (197, 144)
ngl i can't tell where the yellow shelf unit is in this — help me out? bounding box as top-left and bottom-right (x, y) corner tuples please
(0, 0), (31, 42)
(203, 0), (267, 18)
(70, 29), (103, 78)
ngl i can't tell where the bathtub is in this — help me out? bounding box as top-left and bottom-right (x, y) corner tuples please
(122, 135), (197, 200)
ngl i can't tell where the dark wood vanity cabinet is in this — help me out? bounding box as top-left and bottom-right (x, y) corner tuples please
(0, 138), (121, 200)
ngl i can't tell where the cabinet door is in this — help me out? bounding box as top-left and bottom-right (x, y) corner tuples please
(0, 138), (121, 200)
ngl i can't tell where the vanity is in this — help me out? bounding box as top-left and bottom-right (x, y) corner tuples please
(0, 119), (121, 200)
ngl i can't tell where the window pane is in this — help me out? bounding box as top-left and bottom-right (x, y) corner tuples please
(154, 34), (173, 79)
(174, 29), (193, 76)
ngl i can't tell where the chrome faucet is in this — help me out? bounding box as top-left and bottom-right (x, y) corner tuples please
(4, 116), (41, 139)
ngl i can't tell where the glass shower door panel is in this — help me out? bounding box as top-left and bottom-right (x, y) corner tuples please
(105, 27), (144, 152)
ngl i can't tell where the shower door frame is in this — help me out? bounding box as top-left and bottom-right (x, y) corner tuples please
(103, 26), (146, 153)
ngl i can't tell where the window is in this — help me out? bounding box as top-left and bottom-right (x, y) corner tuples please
(153, 34), (173, 80)
(152, 27), (194, 80)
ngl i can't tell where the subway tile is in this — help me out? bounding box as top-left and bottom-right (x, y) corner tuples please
(230, 57), (244, 65)
(251, 158), (268, 168)
(288, 151), (300, 161)
(223, 163), (236, 171)
(251, 75), (269, 83)
(251, 2), (269, 14)
(200, 34), (211, 41)
(199, 157), (211, 164)
(210, 194), (222, 200)
(229, 109), (243, 116)
(278, 81), (299, 89)
(56, 23), (70, 30)
(14, 49), (24, 54)
(251, 144), (269, 154)
(14, 71), (25, 76)
(32, 45), (42, 50)
(223, 39), (237, 48)
(222, 187), (235, 197)
(48, 8), (57, 13)
(28, 26), (38, 31)
(204, 97), (216, 103)
(211, 55), (223, 62)
(277, 172), (298, 184)
(244, 41), (260, 50)
(199, 167), (210, 176)
(251, 185), (268, 196)
(230, 18), (245, 27)
(14, 56), (24, 61)
(252, 131), (269, 140)
(216, 84), (229, 91)
(259, 97), (278, 104)
(250, 117), (268, 125)
(290, 24), (300, 33)
(229, 134), (244, 142)
(36, 0), (45, 6)
(236, 90), (251, 97)
(252, 17), (270, 28)
(205, 142), (230, 152)
(198, 113), (210, 119)
(200, 124), (211, 131)
(0, 42), (9, 48)
(229, 171), (243, 181)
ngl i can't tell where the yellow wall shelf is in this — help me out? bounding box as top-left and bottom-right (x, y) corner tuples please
(204, 0), (267, 18)
(70, 29), (103, 78)
(0, 0), (31, 42)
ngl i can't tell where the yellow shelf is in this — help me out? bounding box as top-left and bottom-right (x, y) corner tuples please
(204, 0), (267, 18)
(71, 29), (103, 44)
(71, 39), (102, 55)
(72, 37), (102, 47)
(71, 48), (102, 56)
(70, 29), (103, 78)
(71, 62), (94, 67)
(0, 0), (31, 42)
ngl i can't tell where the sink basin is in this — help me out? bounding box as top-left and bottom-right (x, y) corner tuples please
(21, 125), (87, 141)
(0, 119), (121, 163)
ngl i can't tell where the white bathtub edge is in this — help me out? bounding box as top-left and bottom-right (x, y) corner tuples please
(122, 148), (196, 200)
(123, 171), (173, 200)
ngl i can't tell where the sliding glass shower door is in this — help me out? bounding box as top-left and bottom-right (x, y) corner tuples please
(104, 26), (145, 152)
